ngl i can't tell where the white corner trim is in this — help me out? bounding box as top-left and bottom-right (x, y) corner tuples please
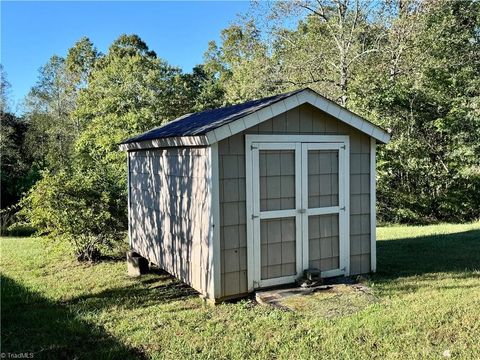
(343, 137), (351, 276)
(209, 143), (222, 299)
(370, 138), (377, 272)
(245, 135), (255, 291)
(127, 153), (132, 248)
(206, 89), (390, 145)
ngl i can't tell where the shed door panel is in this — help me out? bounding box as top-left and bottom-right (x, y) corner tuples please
(260, 217), (296, 279)
(307, 150), (340, 270)
(301, 143), (348, 278)
(308, 214), (340, 271)
(307, 150), (339, 208)
(251, 143), (303, 287)
(259, 150), (297, 279)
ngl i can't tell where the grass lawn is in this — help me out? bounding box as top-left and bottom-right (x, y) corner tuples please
(1, 222), (479, 359)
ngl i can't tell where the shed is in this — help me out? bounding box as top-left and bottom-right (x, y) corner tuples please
(119, 88), (390, 303)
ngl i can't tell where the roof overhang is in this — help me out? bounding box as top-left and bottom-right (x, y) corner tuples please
(119, 135), (209, 151)
(119, 88), (390, 151)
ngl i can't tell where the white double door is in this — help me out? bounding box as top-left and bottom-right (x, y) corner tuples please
(246, 135), (350, 290)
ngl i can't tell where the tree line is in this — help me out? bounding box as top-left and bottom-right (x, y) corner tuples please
(1, 0), (478, 259)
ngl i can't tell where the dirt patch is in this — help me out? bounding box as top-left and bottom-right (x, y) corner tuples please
(256, 283), (377, 318)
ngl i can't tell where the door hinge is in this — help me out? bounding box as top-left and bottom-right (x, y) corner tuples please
(251, 145), (258, 150)
(298, 208), (306, 214)
(341, 145), (346, 149)
(340, 206), (346, 211)
(252, 214), (259, 219)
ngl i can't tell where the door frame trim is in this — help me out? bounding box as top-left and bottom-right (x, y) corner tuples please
(246, 135), (350, 291)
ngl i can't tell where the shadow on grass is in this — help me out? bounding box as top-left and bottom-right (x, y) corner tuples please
(375, 229), (480, 280)
(1, 274), (147, 359)
(67, 276), (198, 312)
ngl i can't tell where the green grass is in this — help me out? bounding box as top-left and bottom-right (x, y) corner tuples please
(1, 222), (479, 359)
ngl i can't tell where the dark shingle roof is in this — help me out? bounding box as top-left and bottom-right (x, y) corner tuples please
(121, 88), (304, 144)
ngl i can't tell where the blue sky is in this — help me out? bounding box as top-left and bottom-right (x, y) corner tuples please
(1, 1), (251, 110)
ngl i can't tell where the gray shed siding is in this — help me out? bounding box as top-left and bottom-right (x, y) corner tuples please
(128, 147), (213, 298)
(218, 103), (371, 298)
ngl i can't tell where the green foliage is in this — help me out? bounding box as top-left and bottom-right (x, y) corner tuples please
(20, 168), (126, 261)
(4, 223), (37, 237)
(74, 35), (183, 170)
(208, 0), (480, 223)
(23, 37), (99, 170)
(360, 0), (480, 223)
(204, 20), (278, 104)
(1, 67), (38, 209)
(19, 34), (223, 260)
(10, 1), (480, 262)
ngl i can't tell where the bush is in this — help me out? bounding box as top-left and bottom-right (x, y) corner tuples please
(0, 204), (19, 236)
(5, 223), (37, 237)
(20, 168), (127, 261)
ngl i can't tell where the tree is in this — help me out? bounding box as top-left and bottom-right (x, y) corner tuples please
(206, 0), (479, 223)
(23, 38), (98, 171)
(73, 35), (188, 173)
(22, 34), (204, 259)
(180, 65), (226, 112)
(271, 0), (383, 107)
(0, 66), (35, 210)
(203, 19), (278, 104)
(356, 0), (480, 222)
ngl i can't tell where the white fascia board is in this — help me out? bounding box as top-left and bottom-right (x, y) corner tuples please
(295, 91), (310, 105)
(381, 131), (391, 144)
(371, 126), (385, 142)
(256, 106), (274, 123)
(270, 100), (288, 117)
(304, 89), (318, 106)
(361, 121), (376, 136)
(118, 135), (209, 151)
(313, 95), (330, 112)
(213, 124), (232, 141)
(228, 117), (247, 134)
(243, 112), (261, 129)
(187, 89), (391, 146)
(327, 101), (343, 118)
(205, 131), (217, 144)
(338, 108), (354, 126)
(284, 93), (301, 109)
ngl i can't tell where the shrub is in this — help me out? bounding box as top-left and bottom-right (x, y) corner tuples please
(5, 223), (37, 237)
(20, 168), (127, 261)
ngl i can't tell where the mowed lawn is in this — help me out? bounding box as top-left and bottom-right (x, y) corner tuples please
(1, 223), (479, 359)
